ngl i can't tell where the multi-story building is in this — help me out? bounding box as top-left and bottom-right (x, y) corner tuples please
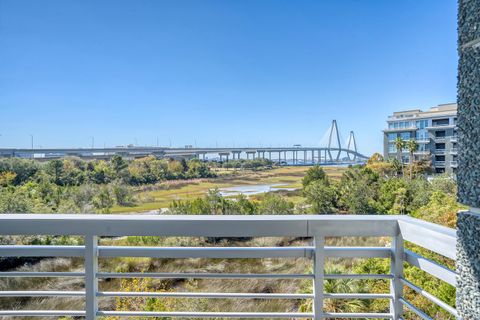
(383, 103), (458, 174)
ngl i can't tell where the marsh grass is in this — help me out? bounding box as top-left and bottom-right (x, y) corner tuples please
(111, 166), (346, 213)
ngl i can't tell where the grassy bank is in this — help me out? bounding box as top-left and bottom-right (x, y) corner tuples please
(111, 166), (346, 213)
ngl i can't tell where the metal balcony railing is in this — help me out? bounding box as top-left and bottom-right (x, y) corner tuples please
(415, 138), (430, 144)
(0, 215), (457, 320)
(435, 161), (446, 167)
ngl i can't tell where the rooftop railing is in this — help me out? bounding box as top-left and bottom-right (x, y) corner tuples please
(0, 214), (457, 319)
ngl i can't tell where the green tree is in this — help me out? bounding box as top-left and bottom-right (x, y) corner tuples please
(112, 182), (135, 206)
(186, 159), (214, 179)
(0, 158), (39, 185)
(377, 177), (409, 213)
(257, 193), (294, 214)
(304, 180), (336, 214)
(337, 166), (379, 214)
(167, 160), (186, 179)
(390, 187), (409, 215)
(45, 160), (64, 185)
(405, 139), (419, 179)
(302, 165), (328, 188)
(430, 174), (457, 196)
(127, 156), (159, 184)
(59, 158), (85, 186)
(394, 137), (405, 175)
(0, 171), (16, 187)
(232, 194), (257, 214)
(88, 160), (114, 184)
(366, 153), (396, 177)
(92, 186), (114, 213)
(0, 187), (32, 213)
(110, 155), (128, 175)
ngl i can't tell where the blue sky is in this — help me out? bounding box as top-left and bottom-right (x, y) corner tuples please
(0, 0), (458, 155)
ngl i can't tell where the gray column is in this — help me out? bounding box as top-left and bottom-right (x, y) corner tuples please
(85, 235), (98, 320)
(456, 1), (480, 319)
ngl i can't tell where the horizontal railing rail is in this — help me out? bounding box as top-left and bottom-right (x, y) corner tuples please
(0, 214), (456, 319)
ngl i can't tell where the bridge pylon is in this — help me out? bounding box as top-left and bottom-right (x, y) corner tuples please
(346, 131), (358, 160)
(327, 120), (342, 161)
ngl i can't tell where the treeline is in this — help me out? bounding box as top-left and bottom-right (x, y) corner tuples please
(0, 156), (278, 214)
(301, 153), (460, 227)
(0, 156), (215, 214)
(0, 155), (214, 187)
(218, 158), (273, 170)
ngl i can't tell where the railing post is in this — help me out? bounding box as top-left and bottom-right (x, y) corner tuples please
(313, 235), (325, 320)
(390, 233), (404, 319)
(85, 235), (99, 320)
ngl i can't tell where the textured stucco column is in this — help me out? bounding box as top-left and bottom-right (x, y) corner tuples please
(457, 0), (480, 319)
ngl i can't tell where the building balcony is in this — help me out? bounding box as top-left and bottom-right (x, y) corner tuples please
(426, 124), (456, 130)
(384, 126), (417, 133)
(434, 149), (446, 155)
(450, 148), (458, 155)
(0, 214), (457, 319)
(450, 160), (458, 168)
(450, 136), (458, 143)
(435, 161), (446, 167)
(413, 150), (430, 155)
(434, 137), (446, 142)
(415, 138), (430, 144)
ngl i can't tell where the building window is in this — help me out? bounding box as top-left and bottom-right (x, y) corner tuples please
(400, 132), (411, 140)
(415, 120), (428, 129)
(388, 143), (396, 153)
(388, 133), (396, 141)
(416, 129), (428, 140)
(432, 118), (449, 126)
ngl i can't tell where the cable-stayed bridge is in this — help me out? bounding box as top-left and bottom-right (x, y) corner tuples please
(0, 120), (369, 165)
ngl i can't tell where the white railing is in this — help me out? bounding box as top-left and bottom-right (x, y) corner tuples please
(0, 215), (457, 319)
